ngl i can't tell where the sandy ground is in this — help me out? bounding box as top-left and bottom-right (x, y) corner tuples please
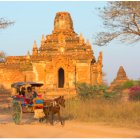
(0, 113), (140, 138)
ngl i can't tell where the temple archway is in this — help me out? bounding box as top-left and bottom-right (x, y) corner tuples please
(58, 68), (64, 88)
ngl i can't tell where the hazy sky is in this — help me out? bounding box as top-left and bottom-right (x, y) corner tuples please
(0, 1), (140, 84)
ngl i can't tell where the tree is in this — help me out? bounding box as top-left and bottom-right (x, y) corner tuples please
(0, 18), (14, 29)
(0, 18), (14, 62)
(94, 1), (140, 46)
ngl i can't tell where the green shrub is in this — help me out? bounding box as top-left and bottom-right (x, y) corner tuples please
(122, 81), (134, 89)
(75, 82), (107, 100)
(118, 80), (140, 90)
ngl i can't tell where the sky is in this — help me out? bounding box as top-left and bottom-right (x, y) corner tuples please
(0, 1), (140, 85)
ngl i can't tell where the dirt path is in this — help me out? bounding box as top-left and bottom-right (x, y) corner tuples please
(0, 114), (140, 138)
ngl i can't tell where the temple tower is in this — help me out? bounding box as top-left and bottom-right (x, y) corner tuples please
(53, 12), (74, 34)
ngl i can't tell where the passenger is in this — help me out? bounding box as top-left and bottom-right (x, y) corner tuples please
(32, 88), (38, 98)
(25, 87), (33, 104)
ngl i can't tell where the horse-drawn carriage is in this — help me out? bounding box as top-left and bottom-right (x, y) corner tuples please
(11, 82), (65, 125)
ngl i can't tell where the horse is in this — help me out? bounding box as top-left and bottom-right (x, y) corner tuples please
(43, 96), (65, 125)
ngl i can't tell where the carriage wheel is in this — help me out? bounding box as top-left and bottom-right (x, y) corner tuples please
(12, 101), (22, 125)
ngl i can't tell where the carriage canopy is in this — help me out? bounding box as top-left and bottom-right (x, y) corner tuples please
(11, 82), (44, 88)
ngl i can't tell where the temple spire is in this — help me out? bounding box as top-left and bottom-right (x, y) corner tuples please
(86, 39), (90, 46)
(41, 35), (45, 48)
(116, 66), (128, 81)
(27, 50), (30, 56)
(41, 35), (45, 42)
(32, 40), (38, 56)
(26, 50), (30, 63)
(79, 33), (83, 39)
(97, 51), (103, 65)
(79, 33), (84, 44)
(33, 40), (37, 48)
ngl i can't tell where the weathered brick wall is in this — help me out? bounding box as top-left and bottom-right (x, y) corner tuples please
(0, 64), (35, 89)
(32, 62), (46, 83)
(0, 68), (24, 88)
(76, 62), (91, 84)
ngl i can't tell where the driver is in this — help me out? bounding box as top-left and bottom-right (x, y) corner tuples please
(19, 87), (25, 97)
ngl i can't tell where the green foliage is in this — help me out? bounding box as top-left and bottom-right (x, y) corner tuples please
(111, 85), (123, 92)
(75, 82), (123, 100)
(104, 92), (112, 98)
(121, 80), (140, 89)
(104, 90), (122, 100)
(121, 81), (134, 89)
(114, 80), (140, 91)
(76, 82), (107, 100)
(12, 102), (22, 124)
(104, 91), (116, 98)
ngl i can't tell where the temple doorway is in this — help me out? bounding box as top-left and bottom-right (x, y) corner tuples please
(58, 68), (64, 88)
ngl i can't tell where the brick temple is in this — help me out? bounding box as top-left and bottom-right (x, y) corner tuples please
(0, 12), (103, 96)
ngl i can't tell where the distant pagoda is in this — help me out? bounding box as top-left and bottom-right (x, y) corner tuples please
(109, 66), (129, 90)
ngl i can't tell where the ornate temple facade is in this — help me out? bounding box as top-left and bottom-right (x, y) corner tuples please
(0, 12), (103, 95)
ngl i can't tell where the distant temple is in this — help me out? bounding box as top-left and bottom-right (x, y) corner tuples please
(109, 66), (129, 90)
(0, 12), (103, 95)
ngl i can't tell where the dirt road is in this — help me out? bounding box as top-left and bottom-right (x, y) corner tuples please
(0, 114), (140, 138)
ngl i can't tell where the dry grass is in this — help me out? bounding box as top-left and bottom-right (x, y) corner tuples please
(61, 97), (140, 128)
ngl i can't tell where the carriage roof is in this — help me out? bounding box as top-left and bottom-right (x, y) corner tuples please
(11, 82), (44, 88)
